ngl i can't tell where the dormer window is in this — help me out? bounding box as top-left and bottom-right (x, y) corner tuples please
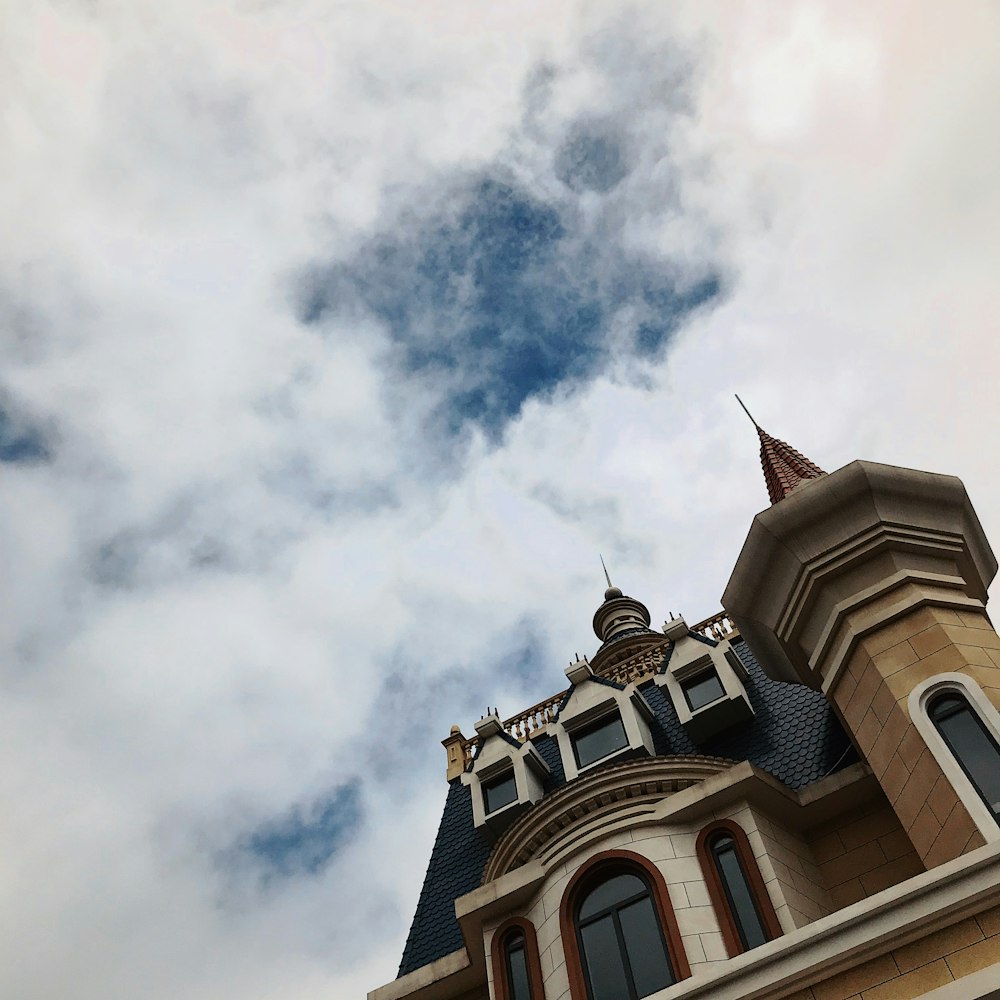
(656, 617), (754, 744)
(483, 770), (518, 815)
(556, 660), (656, 782)
(463, 713), (550, 839)
(572, 712), (629, 769)
(681, 670), (726, 712)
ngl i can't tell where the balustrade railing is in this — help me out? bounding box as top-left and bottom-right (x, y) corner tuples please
(690, 609), (739, 642)
(462, 690), (566, 766)
(601, 640), (670, 686)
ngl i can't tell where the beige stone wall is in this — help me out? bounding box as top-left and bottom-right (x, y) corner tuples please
(502, 823), (731, 1000)
(484, 801), (851, 1000)
(830, 605), (998, 868)
(741, 807), (832, 930)
(479, 800), (997, 1000)
(487, 814), (766, 999)
(805, 798), (924, 909)
(782, 903), (1000, 1000)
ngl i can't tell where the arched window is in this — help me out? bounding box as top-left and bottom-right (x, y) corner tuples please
(929, 692), (1000, 822)
(490, 919), (544, 1000)
(696, 820), (782, 958)
(560, 851), (689, 1000)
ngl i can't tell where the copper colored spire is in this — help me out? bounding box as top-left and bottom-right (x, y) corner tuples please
(735, 396), (825, 505)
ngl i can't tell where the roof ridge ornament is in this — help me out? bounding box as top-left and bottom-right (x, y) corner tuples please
(735, 395), (826, 505)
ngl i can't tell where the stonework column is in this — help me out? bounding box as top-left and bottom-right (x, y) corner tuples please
(722, 460), (999, 868)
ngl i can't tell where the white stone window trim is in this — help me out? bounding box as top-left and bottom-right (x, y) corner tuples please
(464, 729), (550, 833)
(908, 672), (1000, 844)
(555, 685), (655, 784)
(671, 652), (728, 705)
(655, 642), (753, 741)
(478, 760), (519, 818)
(569, 710), (633, 773)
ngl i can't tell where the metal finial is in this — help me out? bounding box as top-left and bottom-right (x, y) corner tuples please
(735, 394), (762, 431)
(600, 553), (613, 589)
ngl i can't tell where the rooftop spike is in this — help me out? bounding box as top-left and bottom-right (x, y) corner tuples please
(599, 553), (613, 589)
(734, 393), (761, 430)
(598, 554), (622, 601)
(735, 396), (826, 505)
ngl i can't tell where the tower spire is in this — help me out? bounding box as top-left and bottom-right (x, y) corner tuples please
(735, 395), (826, 505)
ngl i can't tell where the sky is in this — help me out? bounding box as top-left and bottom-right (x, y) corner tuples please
(2, 2), (999, 998)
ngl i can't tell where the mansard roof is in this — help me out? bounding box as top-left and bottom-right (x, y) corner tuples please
(396, 638), (855, 978)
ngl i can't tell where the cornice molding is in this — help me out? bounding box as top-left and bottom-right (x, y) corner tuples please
(483, 754), (735, 883)
(724, 460), (997, 688)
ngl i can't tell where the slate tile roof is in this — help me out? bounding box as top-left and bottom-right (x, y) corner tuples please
(396, 638), (856, 978)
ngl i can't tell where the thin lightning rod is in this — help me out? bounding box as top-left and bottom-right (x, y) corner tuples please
(734, 393), (762, 430)
(599, 554), (613, 589)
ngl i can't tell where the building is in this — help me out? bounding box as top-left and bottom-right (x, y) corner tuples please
(368, 420), (1000, 1000)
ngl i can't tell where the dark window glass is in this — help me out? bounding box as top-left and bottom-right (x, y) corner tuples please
(710, 834), (770, 950)
(579, 916), (631, 1000)
(576, 869), (675, 1000)
(483, 771), (518, 814)
(681, 671), (726, 711)
(618, 896), (673, 997)
(572, 714), (629, 769)
(929, 693), (1000, 819)
(579, 873), (645, 921)
(504, 931), (532, 1000)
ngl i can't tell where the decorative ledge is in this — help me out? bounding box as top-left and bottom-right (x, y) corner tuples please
(482, 755), (736, 883)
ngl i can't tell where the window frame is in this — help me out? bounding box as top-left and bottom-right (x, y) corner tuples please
(559, 850), (690, 1000)
(680, 669), (727, 712)
(570, 711), (630, 771)
(482, 769), (519, 815)
(490, 918), (546, 1000)
(909, 673), (1000, 844)
(928, 692), (1000, 822)
(696, 820), (782, 958)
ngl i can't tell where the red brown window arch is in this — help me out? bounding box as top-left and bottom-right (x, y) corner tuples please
(696, 820), (782, 957)
(490, 917), (545, 1000)
(559, 849), (690, 1000)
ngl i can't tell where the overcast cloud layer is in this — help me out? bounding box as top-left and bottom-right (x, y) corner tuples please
(2, 3), (999, 998)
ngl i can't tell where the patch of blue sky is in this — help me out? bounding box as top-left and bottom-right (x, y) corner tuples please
(0, 405), (51, 464)
(297, 169), (721, 441)
(244, 781), (362, 880)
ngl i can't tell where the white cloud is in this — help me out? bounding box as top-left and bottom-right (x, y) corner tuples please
(1, 2), (999, 998)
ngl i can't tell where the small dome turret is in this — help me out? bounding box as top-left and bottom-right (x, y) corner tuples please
(592, 588), (652, 643)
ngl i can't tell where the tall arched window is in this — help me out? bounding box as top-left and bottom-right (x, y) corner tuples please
(929, 692), (1000, 823)
(490, 919), (544, 1000)
(696, 820), (782, 958)
(560, 851), (689, 1000)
